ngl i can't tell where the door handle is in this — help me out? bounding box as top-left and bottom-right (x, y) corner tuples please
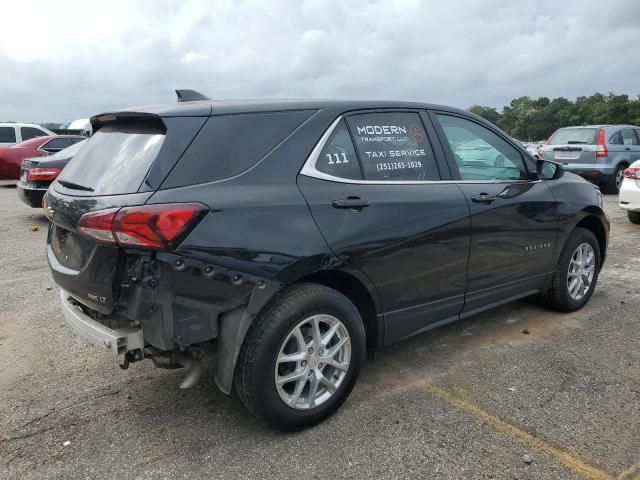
(332, 196), (370, 210)
(625, 147), (631, 151)
(471, 193), (497, 203)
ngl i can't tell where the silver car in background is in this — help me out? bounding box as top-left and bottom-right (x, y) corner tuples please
(540, 125), (640, 193)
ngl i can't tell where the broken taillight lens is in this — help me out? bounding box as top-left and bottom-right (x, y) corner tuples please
(77, 203), (207, 249)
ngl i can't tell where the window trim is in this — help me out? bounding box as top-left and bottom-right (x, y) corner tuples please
(300, 114), (445, 185)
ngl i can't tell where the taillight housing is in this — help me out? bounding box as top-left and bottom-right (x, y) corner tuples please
(78, 203), (207, 250)
(596, 128), (608, 159)
(540, 129), (559, 158)
(27, 167), (62, 182)
(623, 167), (640, 180)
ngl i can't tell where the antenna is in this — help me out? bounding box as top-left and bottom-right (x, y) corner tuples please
(175, 89), (211, 102)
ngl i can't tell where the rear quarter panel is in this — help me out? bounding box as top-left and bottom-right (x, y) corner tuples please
(147, 109), (341, 283)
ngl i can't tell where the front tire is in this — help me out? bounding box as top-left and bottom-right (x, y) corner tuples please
(627, 211), (640, 224)
(544, 228), (601, 312)
(233, 283), (365, 430)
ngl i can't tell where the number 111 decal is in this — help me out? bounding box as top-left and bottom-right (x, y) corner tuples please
(326, 153), (349, 165)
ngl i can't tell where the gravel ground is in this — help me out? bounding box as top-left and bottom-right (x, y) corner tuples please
(0, 183), (638, 480)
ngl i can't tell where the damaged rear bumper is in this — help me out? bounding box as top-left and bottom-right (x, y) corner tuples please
(60, 289), (144, 360)
(59, 252), (283, 394)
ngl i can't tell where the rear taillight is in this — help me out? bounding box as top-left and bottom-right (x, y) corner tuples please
(27, 167), (62, 182)
(596, 128), (608, 159)
(78, 203), (207, 249)
(540, 130), (558, 159)
(623, 167), (640, 180)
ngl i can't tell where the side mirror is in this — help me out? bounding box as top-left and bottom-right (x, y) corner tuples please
(537, 159), (564, 180)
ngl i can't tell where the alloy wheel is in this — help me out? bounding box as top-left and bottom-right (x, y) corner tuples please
(274, 314), (351, 410)
(616, 168), (625, 189)
(567, 242), (596, 301)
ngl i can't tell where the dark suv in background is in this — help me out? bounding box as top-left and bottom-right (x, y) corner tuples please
(45, 95), (608, 429)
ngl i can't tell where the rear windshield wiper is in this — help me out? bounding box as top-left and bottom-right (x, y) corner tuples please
(567, 141), (588, 144)
(57, 180), (94, 192)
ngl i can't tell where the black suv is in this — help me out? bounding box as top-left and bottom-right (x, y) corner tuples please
(45, 95), (608, 429)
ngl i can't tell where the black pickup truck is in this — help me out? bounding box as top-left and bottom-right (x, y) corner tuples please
(44, 93), (608, 429)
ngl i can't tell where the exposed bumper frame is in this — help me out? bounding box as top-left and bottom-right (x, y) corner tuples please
(60, 290), (144, 360)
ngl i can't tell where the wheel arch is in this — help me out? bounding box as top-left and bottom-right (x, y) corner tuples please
(568, 208), (609, 267)
(295, 269), (384, 351)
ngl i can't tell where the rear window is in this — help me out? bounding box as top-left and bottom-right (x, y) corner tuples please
(162, 110), (313, 188)
(548, 128), (598, 145)
(42, 137), (74, 152)
(57, 121), (165, 195)
(47, 139), (86, 159)
(0, 126), (16, 143)
(345, 112), (439, 181)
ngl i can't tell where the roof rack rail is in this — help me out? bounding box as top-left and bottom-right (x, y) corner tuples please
(175, 89), (210, 103)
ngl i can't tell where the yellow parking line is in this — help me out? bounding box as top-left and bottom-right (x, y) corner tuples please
(422, 383), (613, 480)
(618, 461), (640, 480)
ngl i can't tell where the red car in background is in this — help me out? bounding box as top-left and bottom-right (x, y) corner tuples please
(0, 135), (86, 180)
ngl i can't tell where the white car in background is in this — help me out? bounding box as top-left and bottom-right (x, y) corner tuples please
(0, 122), (54, 148)
(67, 118), (92, 136)
(619, 159), (640, 224)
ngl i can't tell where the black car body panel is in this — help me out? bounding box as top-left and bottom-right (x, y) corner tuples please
(45, 99), (609, 393)
(298, 175), (471, 345)
(45, 190), (155, 313)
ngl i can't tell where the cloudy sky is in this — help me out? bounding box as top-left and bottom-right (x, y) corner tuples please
(1, 0), (639, 123)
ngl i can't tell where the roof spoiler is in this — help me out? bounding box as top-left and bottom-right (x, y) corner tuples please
(90, 112), (166, 134)
(175, 89), (210, 102)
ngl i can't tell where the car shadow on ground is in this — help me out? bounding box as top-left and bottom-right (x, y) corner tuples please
(119, 297), (561, 436)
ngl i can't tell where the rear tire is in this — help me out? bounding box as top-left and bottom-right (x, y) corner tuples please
(543, 228), (601, 312)
(233, 283), (365, 430)
(605, 164), (626, 194)
(628, 211), (640, 224)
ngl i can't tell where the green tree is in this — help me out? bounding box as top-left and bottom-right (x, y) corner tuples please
(467, 92), (640, 141)
(468, 105), (500, 125)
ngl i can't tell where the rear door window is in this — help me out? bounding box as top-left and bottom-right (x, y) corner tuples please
(57, 121), (165, 195)
(621, 129), (639, 146)
(315, 120), (362, 180)
(21, 127), (48, 141)
(0, 126), (16, 143)
(163, 110), (314, 188)
(345, 112), (439, 181)
(609, 132), (623, 145)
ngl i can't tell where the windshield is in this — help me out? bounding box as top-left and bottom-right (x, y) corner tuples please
(56, 123), (165, 195)
(548, 128), (598, 145)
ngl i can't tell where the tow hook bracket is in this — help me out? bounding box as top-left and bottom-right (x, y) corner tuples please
(119, 349), (144, 370)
